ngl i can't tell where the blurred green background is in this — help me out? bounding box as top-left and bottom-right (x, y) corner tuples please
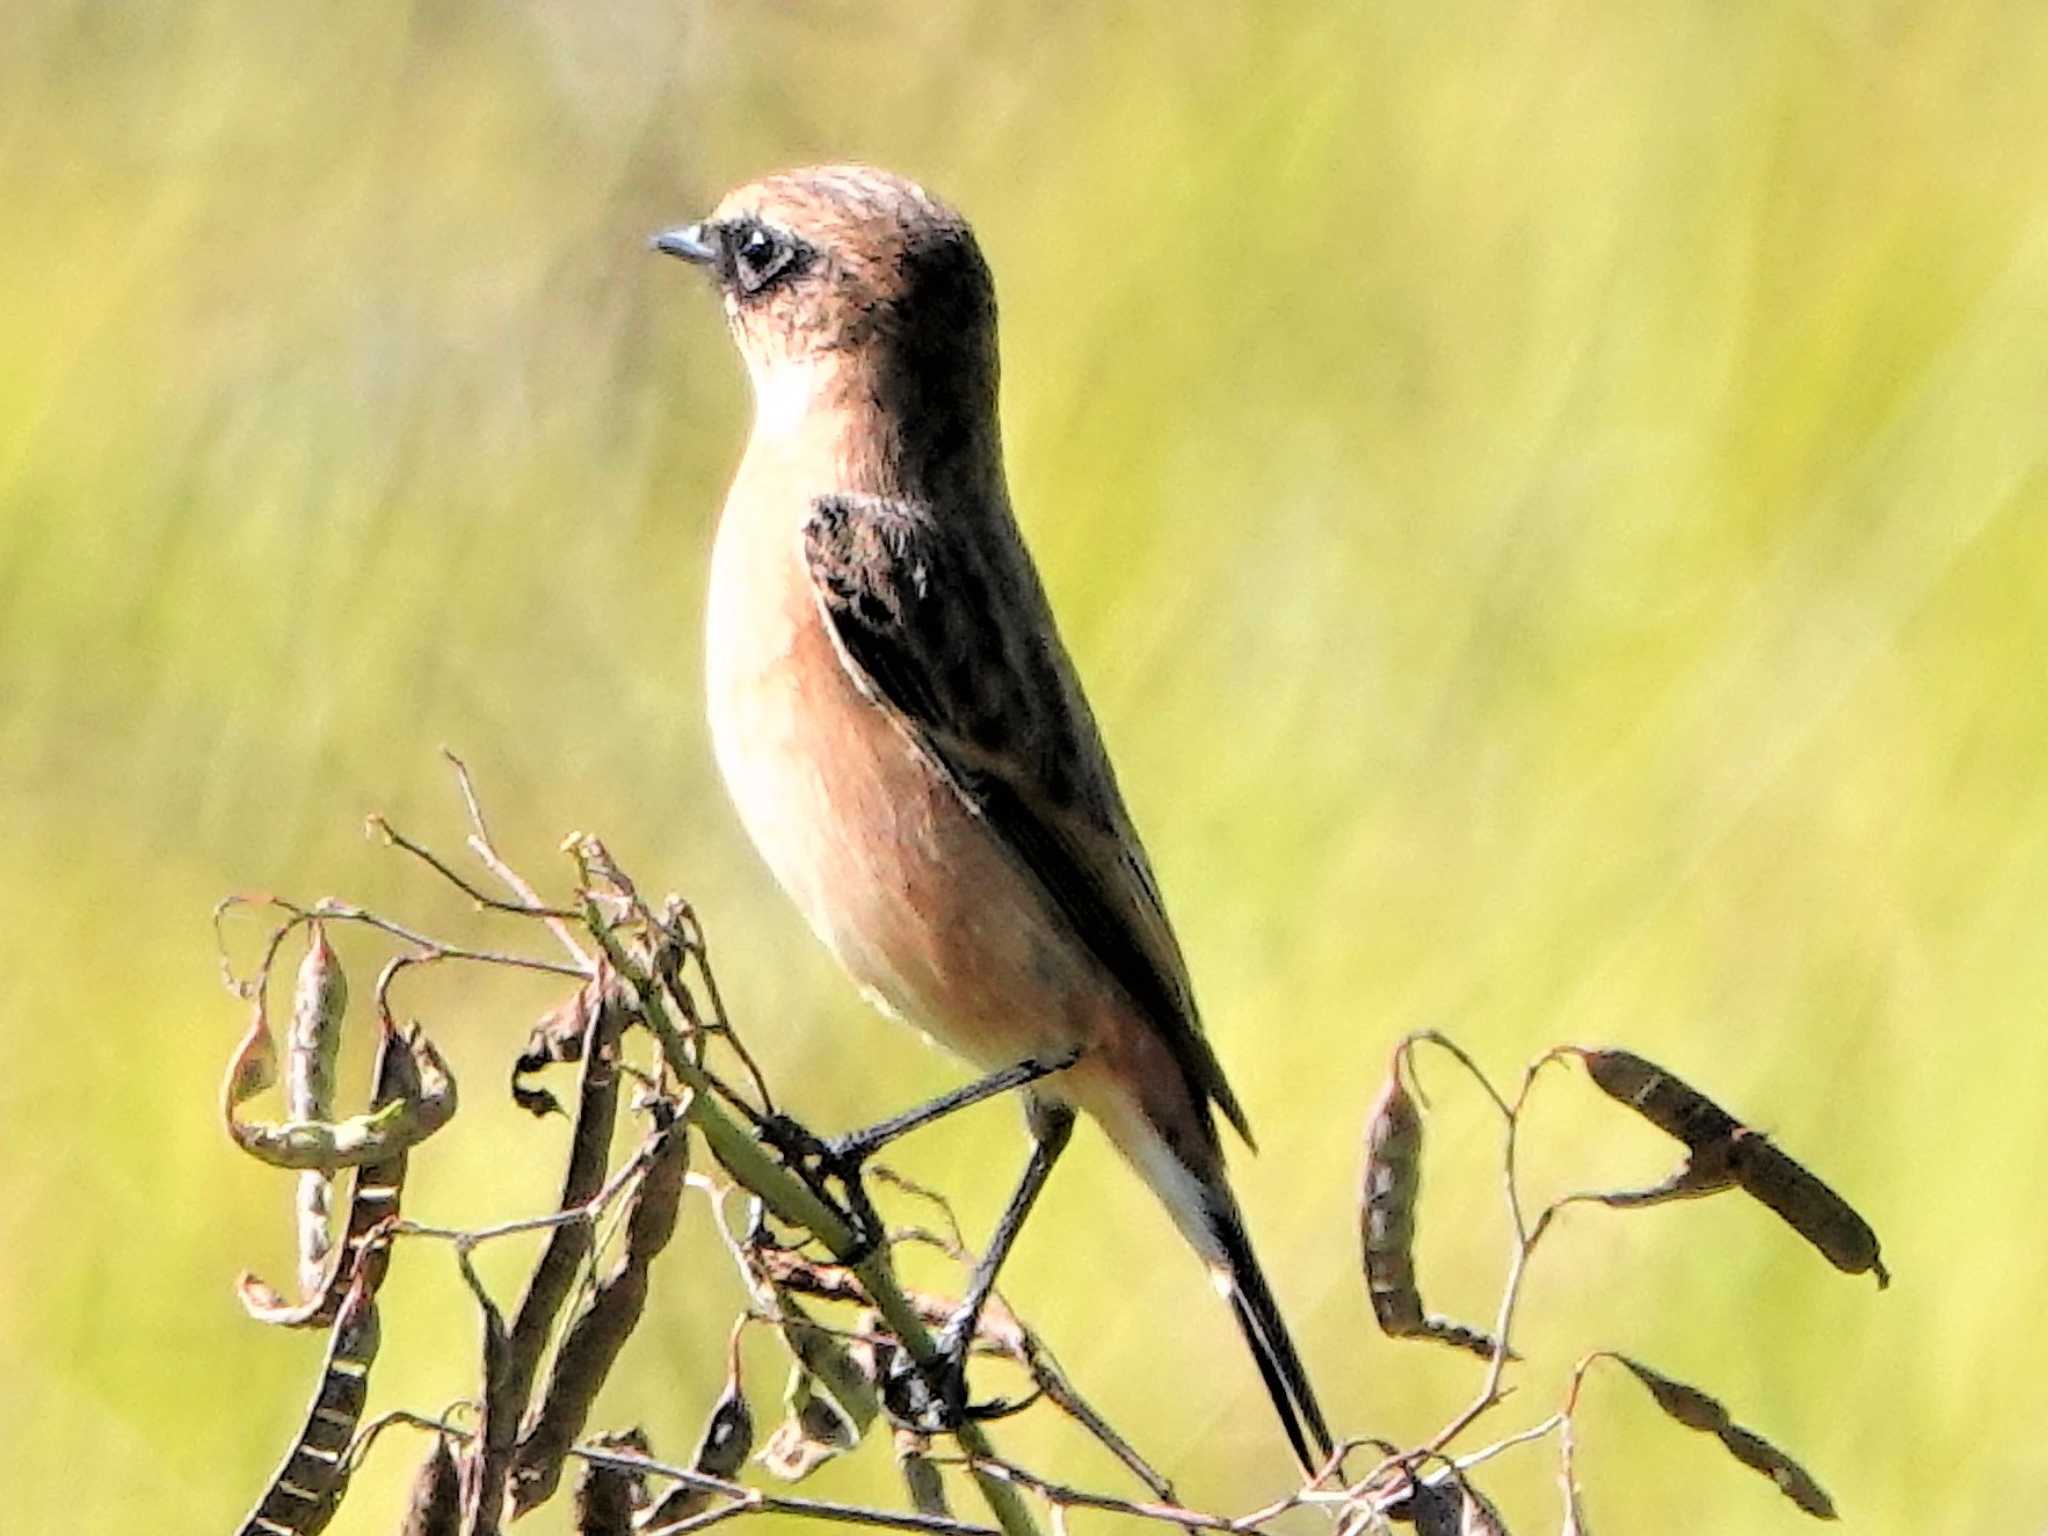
(6, 2), (2046, 1530)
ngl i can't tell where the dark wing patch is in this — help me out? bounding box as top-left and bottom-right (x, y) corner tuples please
(802, 494), (1252, 1146)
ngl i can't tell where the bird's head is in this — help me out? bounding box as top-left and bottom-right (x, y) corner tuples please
(653, 165), (998, 422)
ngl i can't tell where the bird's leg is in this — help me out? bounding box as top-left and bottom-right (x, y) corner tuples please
(891, 1099), (1076, 1430)
(757, 1047), (1081, 1261)
(826, 1045), (1081, 1165)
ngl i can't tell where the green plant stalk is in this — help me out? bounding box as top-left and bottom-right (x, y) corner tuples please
(581, 904), (1043, 1536)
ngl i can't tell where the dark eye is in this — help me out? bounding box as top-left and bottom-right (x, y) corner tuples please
(730, 223), (795, 295)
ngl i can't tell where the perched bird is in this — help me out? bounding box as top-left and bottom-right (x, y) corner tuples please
(653, 165), (1331, 1471)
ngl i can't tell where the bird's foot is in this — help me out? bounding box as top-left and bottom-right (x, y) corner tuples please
(880, 1309), (1037, 1434)
(756, 1113), (886, 1261)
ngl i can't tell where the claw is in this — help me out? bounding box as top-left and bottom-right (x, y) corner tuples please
(755, 1114), (886, 1261)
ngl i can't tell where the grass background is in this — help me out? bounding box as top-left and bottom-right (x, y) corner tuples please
(5, 2), (2045, 1530)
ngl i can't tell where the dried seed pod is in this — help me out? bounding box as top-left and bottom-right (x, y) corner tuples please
(573, 1429), (649, 1536)
(1359, 1062), (1507, 1360)
(512, 1111), (686, 1515)
(758, 1369), (859, 1482)
(286, 924), (349, 1121)
(1719, 1424), (1836, 1519)
(1727, 1132), (1889, 1289)
(235, 1018), (427, 1326)
(1575, 1049), (1737, 1147)
(636, 1375), (754, 1531)
(288, 925), (349, 1297)
(894, 1428), (949, 1518)
(1361, 1069), (1426, 1335)
(1615, 1356), (1727, 1433)
(1579, 1142), (1738, 1209)
(1390, 1472), (1512, 1535)
(1614, 1355), (1837, 1521)
(226, 1023), (456, 1172)
(397, 1435), (460, 1536)
(234, 1279), (382, 1536)
(223, 1002), (279, 1109)
(693, 1375), (757, 1480)
(774, 1292), (880, 1436)
(1572, 1048), (1887, 1289)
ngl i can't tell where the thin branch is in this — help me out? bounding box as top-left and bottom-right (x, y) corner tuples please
(444, 748), (595, 971)
(570, 870), (1045, 1536)
(575, 1446), (1001, 1536)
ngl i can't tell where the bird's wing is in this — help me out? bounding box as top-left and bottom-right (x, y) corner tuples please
(801, 493), (1253, 1147)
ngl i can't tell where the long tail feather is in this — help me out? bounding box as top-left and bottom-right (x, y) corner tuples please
(1205, 1189), (1332, 1475)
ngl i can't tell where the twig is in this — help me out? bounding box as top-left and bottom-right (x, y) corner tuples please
(574, 1445), (1001, 1536)
(444, 748), (595, 971)
(571, 868), (1045, 1536)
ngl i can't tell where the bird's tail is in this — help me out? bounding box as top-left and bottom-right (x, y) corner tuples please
(1200, 1182), (1333, 1477)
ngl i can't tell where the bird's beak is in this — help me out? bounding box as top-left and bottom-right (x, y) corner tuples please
(649, 222), (718, 264)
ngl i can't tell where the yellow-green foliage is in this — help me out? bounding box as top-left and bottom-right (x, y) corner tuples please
(4, 3), (2045, 1530)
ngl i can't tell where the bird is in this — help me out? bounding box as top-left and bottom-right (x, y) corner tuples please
(652, 164), (1332, 1473)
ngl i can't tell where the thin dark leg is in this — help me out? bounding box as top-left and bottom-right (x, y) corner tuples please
(757, 1048), (1081, 1262)
(828, 1046), (1081, 1163)
(914, 1100), (1075, 1424)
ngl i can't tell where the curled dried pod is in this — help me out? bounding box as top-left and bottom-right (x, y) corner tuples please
(1387, 1472), (1512, 1535)
(512, 982), (603, 1118)
(235, 1020), (424, 1327)
(1361, 1068), (1426, 1337)
(1360, 1055), (1507, 1360)
(1727, 1132), (1889, 1289)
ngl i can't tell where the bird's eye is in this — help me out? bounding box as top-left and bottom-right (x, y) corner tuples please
(730, 224), (795, 295)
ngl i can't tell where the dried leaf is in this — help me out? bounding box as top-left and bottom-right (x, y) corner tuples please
(512, 984), (601, 1118)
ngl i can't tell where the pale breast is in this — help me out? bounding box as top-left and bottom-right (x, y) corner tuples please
(704, 479), (1086, 1071)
